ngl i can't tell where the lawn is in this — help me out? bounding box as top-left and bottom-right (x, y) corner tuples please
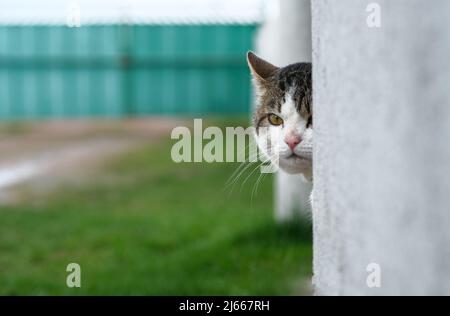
(0, 118), (312, 295)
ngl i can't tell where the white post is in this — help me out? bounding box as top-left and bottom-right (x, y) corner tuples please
(256, 0), (312, 222)
(312, 0), (450, 295)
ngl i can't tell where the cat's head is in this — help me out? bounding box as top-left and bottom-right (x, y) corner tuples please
(247, 52), (313, 178)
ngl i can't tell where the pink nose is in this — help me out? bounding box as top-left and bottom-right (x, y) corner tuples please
(285, 135), (302, 150)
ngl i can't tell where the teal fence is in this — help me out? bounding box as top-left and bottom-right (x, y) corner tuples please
(0, 24), (257, 119)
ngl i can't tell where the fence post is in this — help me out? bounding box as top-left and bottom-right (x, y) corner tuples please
(256, 0), (312, 222)
(312, 0), (450, 295)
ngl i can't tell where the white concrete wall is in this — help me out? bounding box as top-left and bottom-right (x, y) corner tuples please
(312, 0), (450, 295)
(256, 0), (312, 222)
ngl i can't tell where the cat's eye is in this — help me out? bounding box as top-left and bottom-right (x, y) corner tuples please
(268, 114), (284, 126)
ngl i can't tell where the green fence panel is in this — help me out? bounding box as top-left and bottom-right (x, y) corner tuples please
(0, 24), (256, 120)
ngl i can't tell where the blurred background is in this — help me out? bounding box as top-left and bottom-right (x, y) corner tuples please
(0, 0), (312, 295)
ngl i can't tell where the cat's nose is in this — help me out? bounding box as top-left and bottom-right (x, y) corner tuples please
(285, 135), (302, 150)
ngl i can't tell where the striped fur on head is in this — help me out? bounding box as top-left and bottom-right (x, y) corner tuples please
(247, 52), (313, 178)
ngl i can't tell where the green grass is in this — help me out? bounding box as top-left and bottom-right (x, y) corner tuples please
(0, 120), (312, 295)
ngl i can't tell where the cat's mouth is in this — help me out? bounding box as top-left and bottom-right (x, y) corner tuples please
(285, 153), (311, 162)
(278, 152), (313, 175)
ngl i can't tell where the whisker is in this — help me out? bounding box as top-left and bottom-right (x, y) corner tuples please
(239, 153), (276, 193)
(225, 153), (259, 189)
(224, 144), (257, 186)
(226, 150), (269, 196)
(250, 172), (264, 205)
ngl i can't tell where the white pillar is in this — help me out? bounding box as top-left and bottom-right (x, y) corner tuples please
(256, 0), (312, 222)
(312, 0), (450, 295)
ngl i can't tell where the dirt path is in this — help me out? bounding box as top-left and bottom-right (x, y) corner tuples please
(0, 118), (185, 203)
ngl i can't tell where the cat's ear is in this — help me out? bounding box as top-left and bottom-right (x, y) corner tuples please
(247, 51), (279, 85)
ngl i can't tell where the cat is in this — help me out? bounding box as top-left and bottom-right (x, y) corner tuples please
(247, 51), (313, 181)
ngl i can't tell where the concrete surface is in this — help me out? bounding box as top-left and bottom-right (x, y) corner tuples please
(312, 0), (450, 295)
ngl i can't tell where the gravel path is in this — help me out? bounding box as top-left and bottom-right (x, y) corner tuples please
(0, 118), (185, 202)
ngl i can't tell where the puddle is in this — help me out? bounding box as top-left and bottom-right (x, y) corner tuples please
(0, 138), (135, 198)
(0, 162), (40, 190)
